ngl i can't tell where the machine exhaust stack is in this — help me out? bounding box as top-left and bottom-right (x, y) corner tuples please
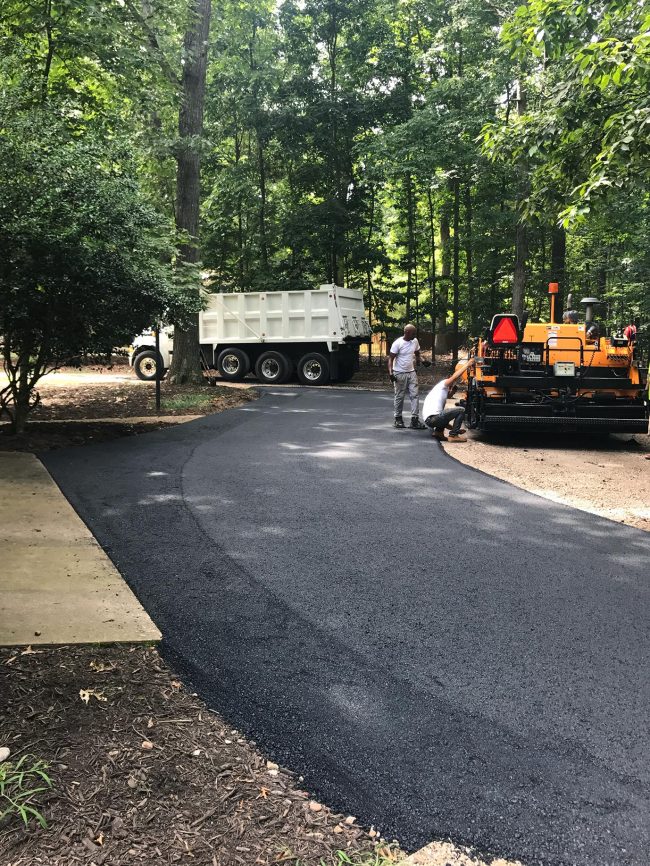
(548, 282), (559, 323)
(581, 297), (599, 325)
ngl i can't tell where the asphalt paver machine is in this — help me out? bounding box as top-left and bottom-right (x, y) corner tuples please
(464, 283), (649, 433)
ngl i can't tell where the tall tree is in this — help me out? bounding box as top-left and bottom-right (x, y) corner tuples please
(169, 0), (212, 383)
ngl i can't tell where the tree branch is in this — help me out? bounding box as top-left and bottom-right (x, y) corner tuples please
(123, 0), (181, 88)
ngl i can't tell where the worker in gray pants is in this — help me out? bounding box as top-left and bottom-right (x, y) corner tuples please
(388, 324), (427, 429)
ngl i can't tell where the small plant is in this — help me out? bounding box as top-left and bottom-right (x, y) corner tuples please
(0, 754), (52, 828)
(314, 846), (401, 866)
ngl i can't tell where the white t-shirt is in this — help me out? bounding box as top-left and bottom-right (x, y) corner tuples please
(390, 336), (421, 373)
(422, 380), (448, 420)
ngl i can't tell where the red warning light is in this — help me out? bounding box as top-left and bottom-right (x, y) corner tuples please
(492, 316), (519, 343)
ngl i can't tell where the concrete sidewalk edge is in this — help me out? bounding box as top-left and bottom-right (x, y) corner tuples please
(0, 452), (161, 646)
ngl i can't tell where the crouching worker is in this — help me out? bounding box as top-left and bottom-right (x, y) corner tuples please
(421, 359), (476, 443)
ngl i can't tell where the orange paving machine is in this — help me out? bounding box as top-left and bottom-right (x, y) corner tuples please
(464, 283), (649, 432)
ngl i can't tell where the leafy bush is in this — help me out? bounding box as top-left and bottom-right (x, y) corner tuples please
(0, 110), (186, 432)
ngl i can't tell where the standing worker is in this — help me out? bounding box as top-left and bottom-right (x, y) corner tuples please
(421, 359), (476, 442)
(388, 324), (427, 429)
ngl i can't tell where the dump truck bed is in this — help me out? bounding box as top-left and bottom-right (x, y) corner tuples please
(198, 285), (371, 348)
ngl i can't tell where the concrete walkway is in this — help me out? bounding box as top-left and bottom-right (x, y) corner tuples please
(0, 452), (160, 645)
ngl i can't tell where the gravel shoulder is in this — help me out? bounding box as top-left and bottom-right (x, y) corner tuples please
(442, 424), (649, 531)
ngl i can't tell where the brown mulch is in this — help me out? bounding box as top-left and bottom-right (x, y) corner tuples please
(0, 372), (256, 452)
(0, 422), (179, 453)
(26, 376), (253, 422)
(0, 645), (399, 866)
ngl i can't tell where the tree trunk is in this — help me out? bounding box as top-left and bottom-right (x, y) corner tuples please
(168, 0), (211, 385)
(512, 221), (527, 320)
(405, 173), (416, 322)
(426, 187), (437, 363)
(550, 226), (566, 319)
(464, 184), (474, 333)
(435, 199), (451, 354)
(258, 135), (268, 271)
(452, 176), (460, 362)
(511, 79), (528, 320)
(365, 185), (376, 361)
(42, 0), (54, 102)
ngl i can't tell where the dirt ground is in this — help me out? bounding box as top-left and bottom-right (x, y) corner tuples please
(442, 427), (649, 531)
(0, 645), (398, 866)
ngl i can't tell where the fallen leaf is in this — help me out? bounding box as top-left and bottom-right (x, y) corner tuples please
(0, 747), (10, 762)
(79, 689), (107, 704)
(90, 660), (117, 672)
(308, 801), (322, 812)
(21, 646), (43, 655)
(147, 718), (154, 729)
(170, 680), (182, 690)
(192, 749), (201, 756)
(95, 832), (104, 846)
(333, 824), (344, 834)
(266, 761), (279, 771)
(344, 816), (356, 825)
(257, 787), (269, 799)
(141, 740), (154, 750)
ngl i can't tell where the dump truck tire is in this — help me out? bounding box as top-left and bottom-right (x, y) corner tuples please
(297, 352), (330, 386)
(217, 348), (250, 381)
(133, 350), (164, 382)
(255, 351), (291, 385)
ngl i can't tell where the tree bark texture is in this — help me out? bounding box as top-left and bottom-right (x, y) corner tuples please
(169, 0), (211, 385)
(512, 220), (528, 320)
(435, 200), (451, 354)
(511, 78), (529, 321)
(426, 188), (437, 362)
(452, 176), (460, 362)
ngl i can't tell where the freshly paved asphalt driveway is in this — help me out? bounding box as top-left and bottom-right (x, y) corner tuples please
(44, 388), (650, 866)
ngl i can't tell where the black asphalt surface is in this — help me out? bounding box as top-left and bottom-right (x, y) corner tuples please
(43, 388), (650, 866)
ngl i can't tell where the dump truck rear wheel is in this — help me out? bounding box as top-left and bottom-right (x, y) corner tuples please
(255, 351), (291, 384)
(217, 348), (250, 381)
(133, 350), (164, 382)
(297, 352), (330, 385)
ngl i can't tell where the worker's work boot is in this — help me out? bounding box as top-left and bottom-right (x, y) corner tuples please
(394, 416), (405, 429)
(410, 417), (426, 430)
(447, 433), (467, 443)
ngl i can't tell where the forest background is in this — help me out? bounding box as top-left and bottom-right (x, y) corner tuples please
(2, 0), (649, 374)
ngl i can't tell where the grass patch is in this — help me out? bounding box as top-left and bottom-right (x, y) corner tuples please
(159, 392), (215, 411)
(0, 754), (52, 828)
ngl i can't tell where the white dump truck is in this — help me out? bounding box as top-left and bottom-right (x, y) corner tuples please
(129, 284), (371, 385)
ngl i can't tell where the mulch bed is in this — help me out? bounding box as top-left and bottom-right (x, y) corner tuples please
(0, 645), (399, 866)
(0, 422), (176, 453)
(0, 374), (256, 452)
